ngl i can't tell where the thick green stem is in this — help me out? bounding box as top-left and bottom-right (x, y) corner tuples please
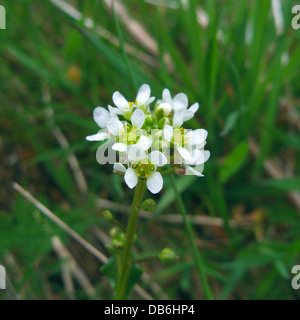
(170, 175), (214, 300)
(116, 178), (146, 300)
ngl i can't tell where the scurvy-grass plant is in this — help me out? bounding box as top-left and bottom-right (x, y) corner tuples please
(86, 84), (211, 300)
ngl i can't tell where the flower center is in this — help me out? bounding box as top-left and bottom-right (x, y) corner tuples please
(173, 127), (189, 147)
(132, 163), (155, 178)
(117, 125), (141, 145)
(129, 100), (138, 107)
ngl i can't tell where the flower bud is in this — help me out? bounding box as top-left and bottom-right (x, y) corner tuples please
(145, 114), (155, 127)
(142, 199), (157, 212)
(158, 117), (172, 129)
(175, 169), (186, 176)
(111, 238), (123, 250)
(158, 248), (178, 265)
(109, 227), (119, 238)
(103, 210), (114, 222)
(155, 103), (172, 119)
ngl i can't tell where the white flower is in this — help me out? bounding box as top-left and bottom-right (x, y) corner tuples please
(113, 143), (167, 194)
(86, 84), (210, 186)
(161, 89), (199, 126)
(86, 110), (124, 142)
(111, 109), (147, 152)
(112, 84), (155, 119)
(163, 124), (209, 164)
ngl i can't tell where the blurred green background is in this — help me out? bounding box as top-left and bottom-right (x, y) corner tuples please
(0, 0), (300, 300)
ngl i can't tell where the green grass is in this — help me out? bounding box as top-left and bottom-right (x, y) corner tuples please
(0, 0), (300, 300)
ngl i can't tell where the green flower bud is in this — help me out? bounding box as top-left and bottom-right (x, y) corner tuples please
(109, 227), (119, 238)
(111, 238), (123, 250)
(155, 103), (172, 120)
(158, 117), (172, 129)
(158, 248), (178, 265)
(139, 104), (147, 113)
(145, 114), (155, 127)
(103, 210), (114, 222)
(142, 199), (157, 212)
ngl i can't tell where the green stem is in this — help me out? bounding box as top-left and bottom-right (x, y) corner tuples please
(170, 175), (214, 300)
(160, 167), (181, 176)
(116, 178), (146, 300)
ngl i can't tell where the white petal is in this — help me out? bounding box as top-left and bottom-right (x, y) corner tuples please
(131, 109), (145, 129)
(136, 84), (151, 104)
(159, 103), (172, 116)
(106, 117), (123, 136)
(163, 124), (174, 142)
(148, 151), (168, 167)
(203, 150), (210, 162)
(189, 150), (210, 165)
(108, 105), (123, 116)
(173, 110), (184, 127)
(127, 145), (147, 161)
(112, 143), (127, 152)
(173, 93), (188, 111)
(112, 91), (129, 110)
(177, 147), (193, 162)
(173, 150), (183, 165)
(183, 110), (194, 122)
(146, 172), (163, 194)
(189, 102), (199, 114)
(93, 107), (110, 128)
(186, 129), (208, 146)
(162, 89), (172, 104)
(137, 135), (152, 151)
(146, 97), (155, 104)
(86, 132), (108, 141)
(194, 129), (208, 146)
(113, 162), (126, 173)
(124, 168), (138, 189)
(185, 150), (200, 165)
(185, 165), (204, 177)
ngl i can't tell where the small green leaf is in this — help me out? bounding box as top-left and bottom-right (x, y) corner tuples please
(101, 256), (143, 298)
(126, 263), (144, 298)
(101, 256), (118, 289)
(219, 141), (249, 184)
(261, 178), (300, 192)
(220, 111), (239, 136)
(275, 260), (289, 279)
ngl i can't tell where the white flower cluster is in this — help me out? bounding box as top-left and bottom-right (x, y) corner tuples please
(86, 84), (210, 194)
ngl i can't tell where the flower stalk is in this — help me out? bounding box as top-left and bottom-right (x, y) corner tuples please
(86, 84), (212, 299)
(115, 178), (146, 300)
